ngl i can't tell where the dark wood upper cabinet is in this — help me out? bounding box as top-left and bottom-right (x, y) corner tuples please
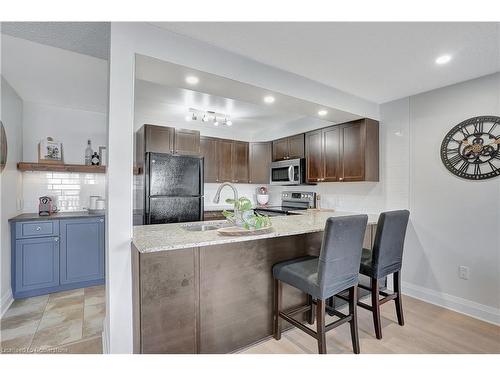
(200, 136), (218, 183)
(232, 141), (249, 183)
(144, 124), (175, 153)
(138, 124), (200, 156)
(272, 134), (305, 161)
(305, 118), (379, 183)
(249, 142), (272, 184)
(287, 134), (305, 159)
(305, 130), (323, 182)
(272, 138), (289, 161)
(216, 139), (234, 183)
(341, 122), (364, 181)
(174, 128), (200, 155)
(323, 126), (341, 182)
(341, 119), (379, 182)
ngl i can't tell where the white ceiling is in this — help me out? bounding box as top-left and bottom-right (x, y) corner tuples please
(1, 22), (110, 60)
(1, 35), (108, 113)
(153, 22), (500, 103)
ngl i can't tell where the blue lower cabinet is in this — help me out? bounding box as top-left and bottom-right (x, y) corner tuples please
(11, 216), (105, 299)
(14, 237), (60, 293)
(60, 218), (104, 284)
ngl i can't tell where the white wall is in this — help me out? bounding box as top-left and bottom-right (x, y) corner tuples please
(107, 22), (380, 353)
(0, 77), (23, 316)
(401, 73), (500, 323)
(23, 101), (107, 164)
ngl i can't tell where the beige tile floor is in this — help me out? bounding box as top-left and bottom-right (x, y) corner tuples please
(0, 286), (105, 354)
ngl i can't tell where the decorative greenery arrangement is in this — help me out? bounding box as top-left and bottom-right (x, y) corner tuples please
(222, 197), (272, 230)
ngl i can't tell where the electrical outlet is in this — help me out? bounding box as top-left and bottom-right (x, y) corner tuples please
(458, 266), (470, 280)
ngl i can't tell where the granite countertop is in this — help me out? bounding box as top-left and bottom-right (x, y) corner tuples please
(9, 211), (105, 222)
(203, 205), (234, 211)
(132, 211), (379, 254)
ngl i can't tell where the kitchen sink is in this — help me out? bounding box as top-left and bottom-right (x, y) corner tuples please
(182, 221), (233, 232)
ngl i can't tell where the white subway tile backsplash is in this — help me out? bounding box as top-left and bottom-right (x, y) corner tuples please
(22, 171), (106, 213)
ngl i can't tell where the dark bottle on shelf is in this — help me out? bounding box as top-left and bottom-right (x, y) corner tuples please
(91, 151), (100, 166)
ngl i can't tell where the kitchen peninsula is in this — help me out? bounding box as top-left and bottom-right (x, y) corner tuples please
(131, 211), (378, 354)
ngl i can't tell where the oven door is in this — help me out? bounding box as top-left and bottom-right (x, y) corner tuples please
(270, 159), (302, 185)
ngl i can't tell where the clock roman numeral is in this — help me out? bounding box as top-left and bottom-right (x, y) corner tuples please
(447, 147), (459, 155)
(457, 161), (469, 174)
(488, 161), (497, 172)
(460, 126), (470, 137)
(448, 154), (463, 166)
(473, 121), (484, 134)
(488, 121), (499, 134)
(473, 164), (481, 175)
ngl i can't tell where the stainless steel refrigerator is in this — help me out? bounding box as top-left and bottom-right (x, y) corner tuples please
(143, 152), (204, 224)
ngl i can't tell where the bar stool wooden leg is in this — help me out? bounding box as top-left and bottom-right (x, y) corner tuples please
(394, 271), (404, 326)
(307, 294), (315, 325)
(273, 278), (282, 340)
(349, 286), (360, 354)
(371, 277), (383, 339)
(316, 299), (326, 354)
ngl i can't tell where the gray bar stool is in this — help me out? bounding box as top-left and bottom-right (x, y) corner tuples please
(342, 210), (410, 340)
(272, 215), (368, 354)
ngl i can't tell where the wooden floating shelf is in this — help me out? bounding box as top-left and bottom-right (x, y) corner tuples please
(17, 162), (107, 173)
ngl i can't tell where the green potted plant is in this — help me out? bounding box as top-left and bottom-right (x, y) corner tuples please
(222, 197), (272, 230)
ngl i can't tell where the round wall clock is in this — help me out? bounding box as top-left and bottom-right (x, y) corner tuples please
(0, 121), (7, 173)
(440, 116), (500, 180)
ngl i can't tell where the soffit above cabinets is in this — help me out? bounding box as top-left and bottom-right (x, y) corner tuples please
(135, 54), (362, 140)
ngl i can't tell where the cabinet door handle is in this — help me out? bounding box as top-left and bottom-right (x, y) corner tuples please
(54, 237), (59, 242)
(339, 177), (344, 181)
(36, 226), (41, 231)
(99, 219), (104, 223)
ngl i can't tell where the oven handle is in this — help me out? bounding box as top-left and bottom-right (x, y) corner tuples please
(288, 165), (294, 182)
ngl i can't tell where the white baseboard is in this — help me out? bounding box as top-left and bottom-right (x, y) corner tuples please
(1, 289), (14, 318)
(102, 316), (109, 354)
(402, 281), (500, 326)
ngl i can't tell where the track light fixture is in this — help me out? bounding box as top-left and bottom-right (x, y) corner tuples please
(185, 109), (233, 127)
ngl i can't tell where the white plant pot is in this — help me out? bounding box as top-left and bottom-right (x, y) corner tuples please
(257, 194), (269, 205)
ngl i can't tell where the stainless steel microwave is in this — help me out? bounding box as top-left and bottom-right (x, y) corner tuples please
(270, 158), (305, 185)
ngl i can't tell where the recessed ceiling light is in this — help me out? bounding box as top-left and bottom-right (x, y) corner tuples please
(318, 110), (328, 116)
(263, 95), (275, 104)
(185, 75), (199, 85)
(435, 54), (451, 65)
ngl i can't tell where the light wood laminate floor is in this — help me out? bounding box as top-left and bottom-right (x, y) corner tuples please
(240, 295), (500, 354)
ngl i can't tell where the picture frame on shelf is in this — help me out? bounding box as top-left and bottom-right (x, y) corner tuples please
(98, 146), (107, 166)
(38, 137), (63, 164)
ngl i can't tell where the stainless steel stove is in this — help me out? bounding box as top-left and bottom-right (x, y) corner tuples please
(254, 191), (316, 216)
